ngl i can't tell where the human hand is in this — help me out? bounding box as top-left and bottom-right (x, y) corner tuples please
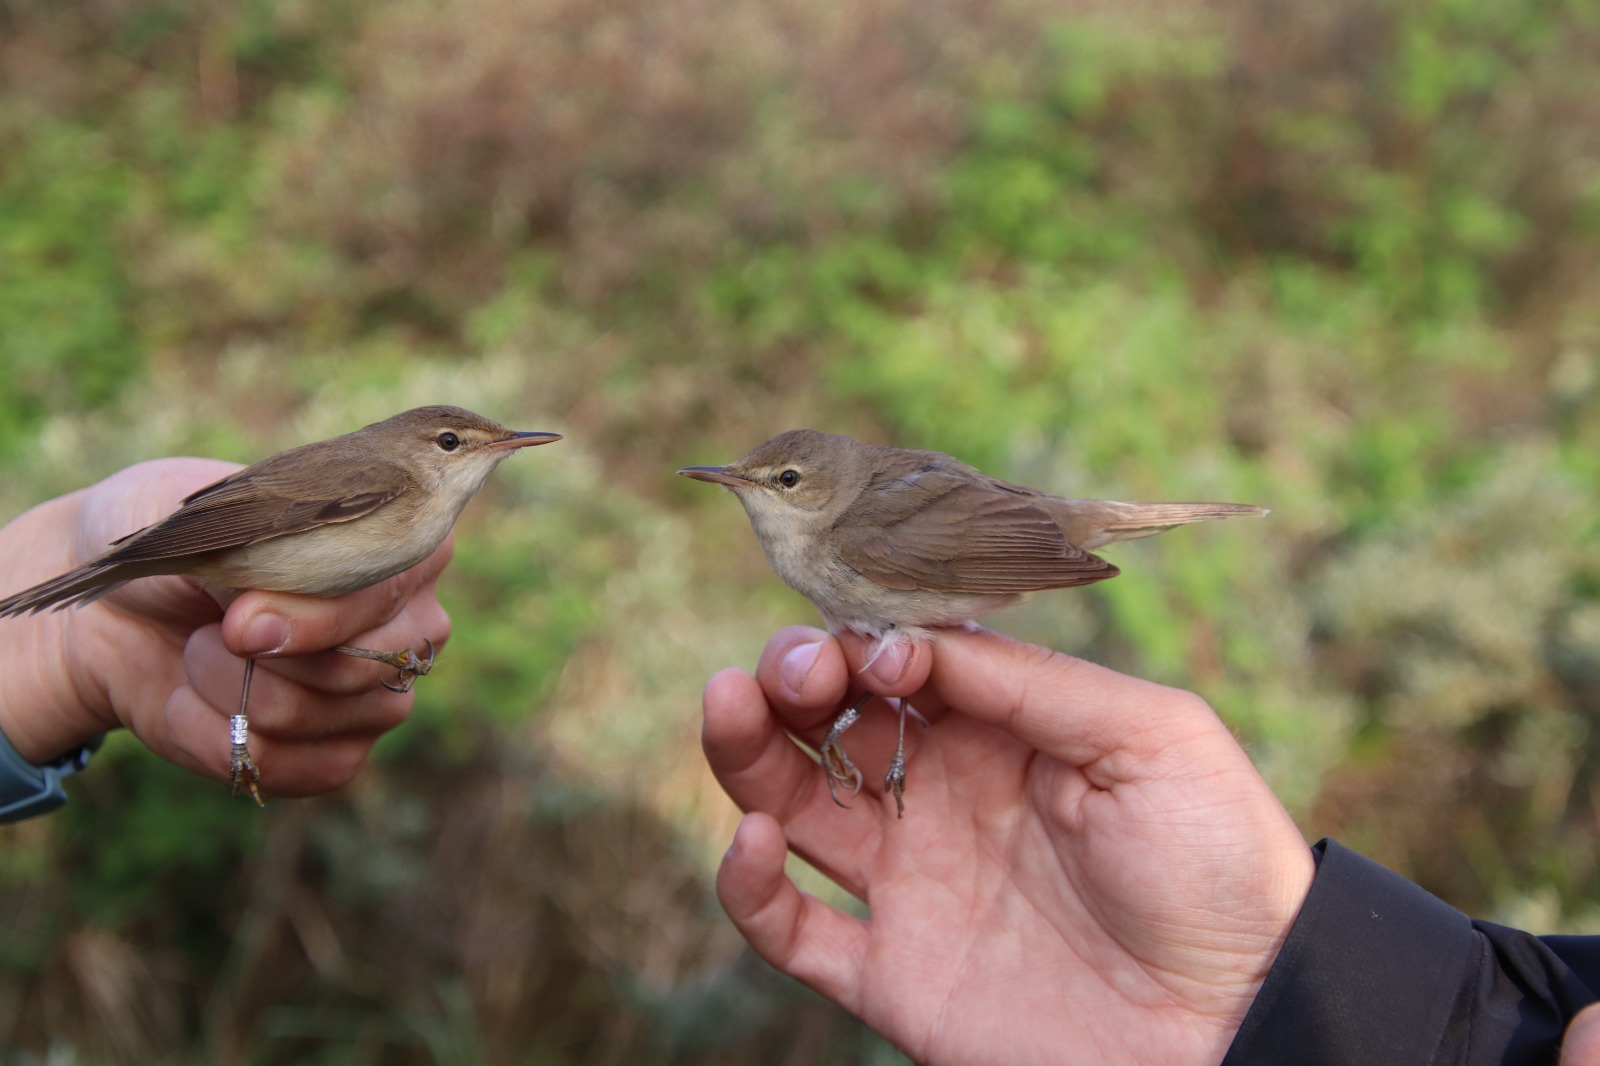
(703, 625), (1315, 1065)
(0, 458), (451, 797)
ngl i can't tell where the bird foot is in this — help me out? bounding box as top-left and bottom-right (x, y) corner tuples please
(821, 738), (865, 808)
(884, 751), (906, 819)
(819, 693), (876, 809)
(229, 715), (263, 807)
(883, 697), (913, 818)
(333, 638), (436, 693)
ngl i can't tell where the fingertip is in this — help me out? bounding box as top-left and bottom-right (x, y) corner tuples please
(221, 591), (319, 657)
(716, 812), (790, 920)
(775, 625), (832, 645)
(703, 668), (763, 754)
(756, 625), (833, 684)
(705, 665), (753, 701)
(755, 627), (850, 713)
(267, 732), (383, 796)
(704, 666), (758, 714)
(841, 632), (933, 697)
(221, 558), (452, 659)
(778, 639), (824, 699)
(729, 809), (786, 862)
(233, 609), (291, 657)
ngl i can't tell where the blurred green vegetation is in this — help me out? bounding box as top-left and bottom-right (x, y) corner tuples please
(1, 0), (1599, 1061)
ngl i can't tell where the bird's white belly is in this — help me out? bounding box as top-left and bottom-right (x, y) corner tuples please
(192, 505), (455, 596)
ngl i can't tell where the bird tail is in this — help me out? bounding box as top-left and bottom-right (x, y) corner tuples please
(1058, 500), (1268, 550)
(0, 566), (128, 616)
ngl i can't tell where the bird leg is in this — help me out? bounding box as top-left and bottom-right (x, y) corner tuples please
(227, 640), (433, 805)
(819, 691), (874, 808)
(332, 638), (436, 693)
(230, 658), (264, 806)
(884, 699), (909, 819)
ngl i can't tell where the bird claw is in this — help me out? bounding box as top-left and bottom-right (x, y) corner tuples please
(818, 694), (873, 809)
(884, 749), (906, 819)
(817, 691), (912, 816)
(333, 638), (436, 693)
(885, 697), (912, 819)
(825, 688), (915, 813)
(821, 739), (865, 808)
(380, 641), (434, 693)
(229, 734), (263, 807)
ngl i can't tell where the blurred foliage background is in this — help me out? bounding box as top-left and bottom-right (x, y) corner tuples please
(1, 0), (1598, 1061)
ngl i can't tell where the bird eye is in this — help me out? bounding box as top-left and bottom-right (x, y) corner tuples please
(436, 432), (461, 452)
(778, 469), (800, 488)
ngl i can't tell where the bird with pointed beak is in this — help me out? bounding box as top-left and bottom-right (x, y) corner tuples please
(0, 405), (561, 803)
(680, 429), (1266, 816)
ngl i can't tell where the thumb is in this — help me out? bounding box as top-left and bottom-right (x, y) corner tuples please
(923, 626), (1229, 771)
(1562, 1002), (1600, 1065)
(220, 536), (455, 658)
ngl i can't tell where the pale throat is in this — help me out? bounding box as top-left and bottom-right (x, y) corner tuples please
(738, 493), (829, 592)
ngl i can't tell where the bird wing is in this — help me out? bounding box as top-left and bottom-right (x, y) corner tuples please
(831, 465), (1117, 593)
(100, 453), (413, 563)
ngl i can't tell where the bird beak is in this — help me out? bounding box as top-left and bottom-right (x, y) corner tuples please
(677, 465), (751, 488)
(489, 431), (564, 450)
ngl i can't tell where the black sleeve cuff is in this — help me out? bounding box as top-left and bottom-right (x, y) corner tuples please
(1224, 839), (1600, 1066)
(1224, 839), (1473, 1065)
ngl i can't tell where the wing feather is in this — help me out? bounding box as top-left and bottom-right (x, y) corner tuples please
(99, 456), (413, 564)
(833, 465), (1117, 593)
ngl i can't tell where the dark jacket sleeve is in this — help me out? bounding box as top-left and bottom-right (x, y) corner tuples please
(1222, 839), (1600, 1065)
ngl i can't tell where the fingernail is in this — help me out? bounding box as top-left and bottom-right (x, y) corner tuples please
(779, 640), (824, 698)
(864, 639), (912, 687)
(239, 613), (290, 656)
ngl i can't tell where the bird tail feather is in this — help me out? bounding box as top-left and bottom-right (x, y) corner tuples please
(0, 566), (127, 616)
(1062, 501), (1268, 549)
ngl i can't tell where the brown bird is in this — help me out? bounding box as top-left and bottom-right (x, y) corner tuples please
(0, 405), (561, 803)
(680, 429), (1266, 815)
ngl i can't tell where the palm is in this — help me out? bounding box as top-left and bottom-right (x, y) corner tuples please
(704, 627), (1313, 1066)
(9, 460), (237, 756)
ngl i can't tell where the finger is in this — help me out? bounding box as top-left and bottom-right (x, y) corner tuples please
(716, 813), (869, 1015)
(220, 537), (456, 660)
(250, 731), (385, 797)
(751, 628), (962, 827)
(835, 631), (935, 704)
(703, 666), (818, 801)
(1562, 1002), (1600, 1066)
(183, 625), (414, 739)
(750, 629), (943, 813)
(161, 680), (388, 796)
(753, 627), (934, 740)
(924, 626), (1230, 776)
(751, 627), (852, 729)
(703, 667), (879, 895)
(253, 596), (451, 697)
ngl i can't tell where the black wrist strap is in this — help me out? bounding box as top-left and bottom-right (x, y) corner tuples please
(0, 727), (102, 823)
